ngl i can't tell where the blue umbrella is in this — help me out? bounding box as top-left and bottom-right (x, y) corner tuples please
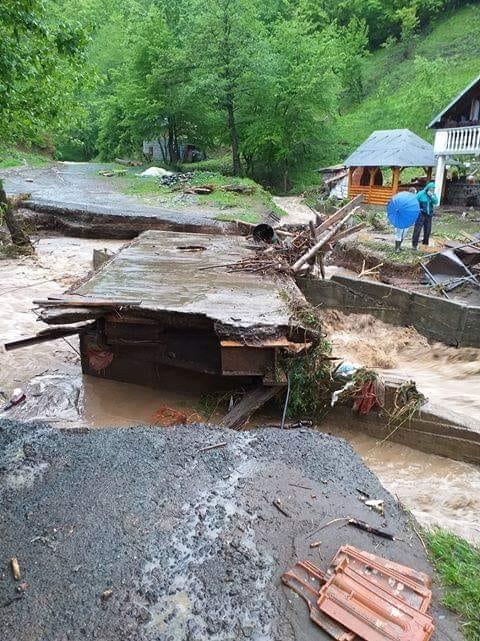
(387, 192), (420, 229)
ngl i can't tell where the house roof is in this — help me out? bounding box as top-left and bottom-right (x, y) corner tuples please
(344, 129), (435, 168)
(428, 74), (480, 128)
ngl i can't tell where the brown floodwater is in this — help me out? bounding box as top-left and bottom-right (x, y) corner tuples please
(1, 235), (480, 544)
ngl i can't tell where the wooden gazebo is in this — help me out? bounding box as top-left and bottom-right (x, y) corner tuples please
(344, 129), (435, 205)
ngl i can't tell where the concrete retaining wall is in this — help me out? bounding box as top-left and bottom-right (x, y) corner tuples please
(328, 375), (480, 464)
(299, 275), (480, 347)
(330, 403), (480, 464)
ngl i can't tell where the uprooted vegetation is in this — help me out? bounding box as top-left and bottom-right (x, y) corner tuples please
(0, 181), (33, 257)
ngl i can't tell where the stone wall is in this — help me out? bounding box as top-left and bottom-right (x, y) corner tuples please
(446, 181), (480, 206)
(299, 274), (480, 347)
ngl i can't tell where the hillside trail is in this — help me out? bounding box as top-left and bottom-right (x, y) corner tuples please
(273, 195), (317, 225)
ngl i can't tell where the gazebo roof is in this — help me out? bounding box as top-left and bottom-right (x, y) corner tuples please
(344, 129), (435, 168)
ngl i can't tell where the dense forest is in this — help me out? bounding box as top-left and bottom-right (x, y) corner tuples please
(1, 0), (478, 188)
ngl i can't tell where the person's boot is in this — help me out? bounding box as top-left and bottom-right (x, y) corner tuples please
(412, 244), (418, 251)
(395, 240), (401, 252)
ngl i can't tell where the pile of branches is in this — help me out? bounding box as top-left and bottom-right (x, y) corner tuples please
(227, 229), (313, 275)
(229, 194), (365, 276)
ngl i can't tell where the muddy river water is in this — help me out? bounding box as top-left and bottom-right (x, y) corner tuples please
(1, 235), (480, 545)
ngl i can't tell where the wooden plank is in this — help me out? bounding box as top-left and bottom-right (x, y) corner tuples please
(219, 385), (281, 430)
(4, 323), (94, 351)
(292, 207), (360, 273)
(314, 194), (363, 235)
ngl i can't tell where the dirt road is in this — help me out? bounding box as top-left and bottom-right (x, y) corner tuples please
(1, 163), (226, 234)
(0, 421), (461, 640)
(273, 196), (317, 226)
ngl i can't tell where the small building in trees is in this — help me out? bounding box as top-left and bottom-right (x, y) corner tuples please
(344, 129), (435, 205)
(428, 73), (480, 204)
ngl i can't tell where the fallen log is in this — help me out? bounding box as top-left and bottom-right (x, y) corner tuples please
(115, 158), (142, 167)
(222, 184), (254, 195)
(4, 323), (95, 352)
(292, 207), (360, 273)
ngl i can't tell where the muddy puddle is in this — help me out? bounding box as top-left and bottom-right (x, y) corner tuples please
(2, 235), (480, 545)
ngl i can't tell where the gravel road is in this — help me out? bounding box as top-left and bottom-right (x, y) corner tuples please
(0, 421), (461, 641)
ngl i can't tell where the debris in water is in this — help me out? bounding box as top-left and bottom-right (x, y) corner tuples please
(150, 405), (188, 427)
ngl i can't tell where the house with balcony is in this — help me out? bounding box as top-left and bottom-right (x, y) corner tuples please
(428, 74), (480, 204)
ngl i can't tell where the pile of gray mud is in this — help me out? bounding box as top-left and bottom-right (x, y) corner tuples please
(0, 421), (461, 640)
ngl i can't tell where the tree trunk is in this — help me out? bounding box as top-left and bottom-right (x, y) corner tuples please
(283, 160), (289, 193)
(167, 121), (177, 165)
(0, 182), (33, 249)
(226, 96), (241, 176)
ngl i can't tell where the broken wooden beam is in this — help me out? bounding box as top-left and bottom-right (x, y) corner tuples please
(4, 323), (95, 352)
(314, 194), (363, 235)
(219, 385), (281, 430)
(292, 207), (360, 273)
(328, 222), (366, 244)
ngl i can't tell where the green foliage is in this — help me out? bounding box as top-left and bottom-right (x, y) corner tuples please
(114, 170), (282, 220)
(3, 0), (478, 191)
(0, 145), (50, 169)
(336, 4), (480, 162)
(178, 154), (234, 175)
(283, 342), (333, 418)
(0, 0), (89, 148)
(426, 529), (480, 641)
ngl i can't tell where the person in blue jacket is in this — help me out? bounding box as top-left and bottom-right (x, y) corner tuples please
(412, 181), (438, 249)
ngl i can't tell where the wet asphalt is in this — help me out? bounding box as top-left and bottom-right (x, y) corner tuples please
(1, 163), (225, 231)
(0, 420), (461, 641)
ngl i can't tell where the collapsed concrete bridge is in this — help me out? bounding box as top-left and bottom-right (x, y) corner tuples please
(8, 230), (318, 427)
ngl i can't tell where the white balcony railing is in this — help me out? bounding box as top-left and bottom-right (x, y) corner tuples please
(434, 126), (480, 155)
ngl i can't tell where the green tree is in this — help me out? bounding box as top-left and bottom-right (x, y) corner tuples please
(241, 18), (343, 190)
(0, 0), (88, 147)
(187, 0), (264, 175)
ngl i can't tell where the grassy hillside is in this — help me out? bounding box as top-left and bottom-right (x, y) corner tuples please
(0, 146), (51, 170)
(335, 4), (480, 163)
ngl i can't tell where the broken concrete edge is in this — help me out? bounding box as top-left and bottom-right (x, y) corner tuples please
(299, 274), (480, 348)
(20, 201), (234, 239)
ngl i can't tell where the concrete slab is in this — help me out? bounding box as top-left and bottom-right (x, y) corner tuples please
(73, 230), (303, 335)
(1, 163), (228, 237)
